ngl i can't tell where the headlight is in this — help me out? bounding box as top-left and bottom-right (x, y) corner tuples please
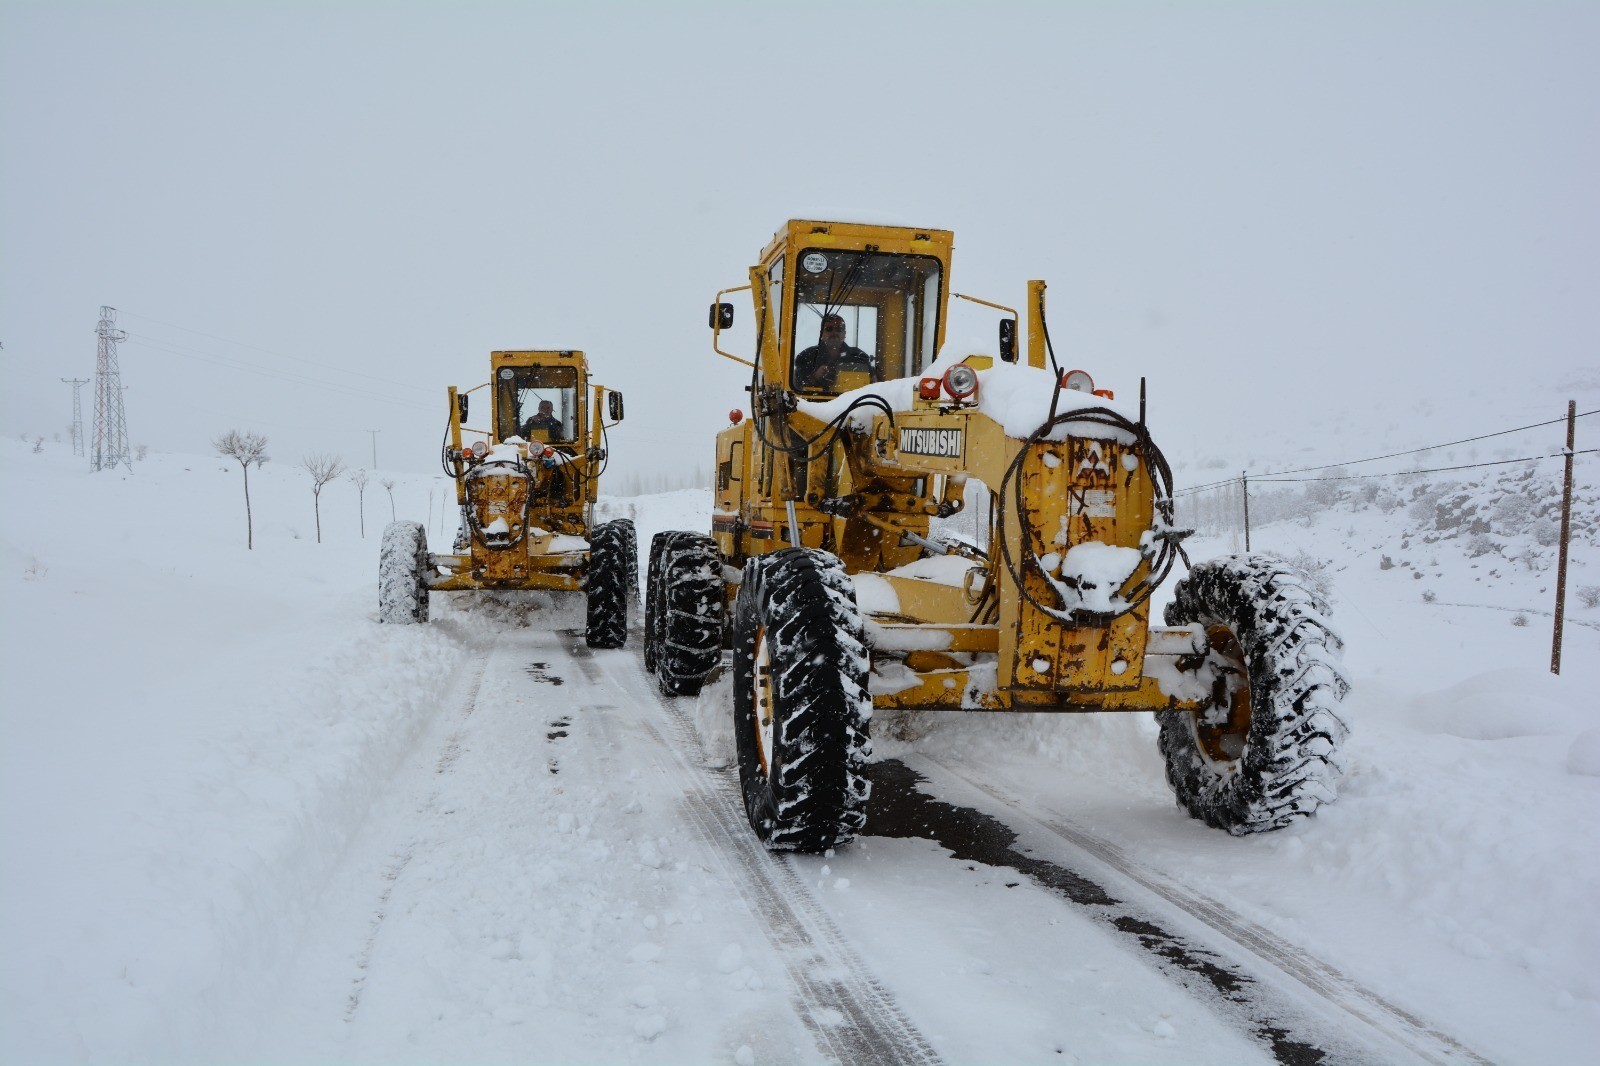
(943, 365), (979, 401)
(1061, 369), (1094, 393)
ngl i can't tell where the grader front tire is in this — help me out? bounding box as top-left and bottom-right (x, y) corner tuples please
(733, 549), (872, 853)
(1158, 554), (1350, 834)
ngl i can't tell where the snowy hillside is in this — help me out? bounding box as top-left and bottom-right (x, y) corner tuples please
(1, 437), (1597, 1063)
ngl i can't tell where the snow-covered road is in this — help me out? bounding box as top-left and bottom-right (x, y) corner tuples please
(248, 603), (1484, 1065)
(3, 445), (1596, 1063)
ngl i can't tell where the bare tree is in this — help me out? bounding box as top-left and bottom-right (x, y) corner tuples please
(381, 478), (396, 521)
(347, 468), (370, 538)
(214, 430), (270, 549)
(301, 453), (346, 543)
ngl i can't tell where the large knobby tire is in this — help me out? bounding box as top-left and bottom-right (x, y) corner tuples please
(643, 531), (672, 674)
(613, 518), (639, 606)
(646, 532), (725, 696)
(1158, 554), (1350, 835)
(585, 520), (629, 649)
(379, 521), (431, 624)
(734, 548), (872, 853)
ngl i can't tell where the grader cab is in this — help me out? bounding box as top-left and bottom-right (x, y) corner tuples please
(646, 220), (1350, 852)
(379, 348), (635, 648)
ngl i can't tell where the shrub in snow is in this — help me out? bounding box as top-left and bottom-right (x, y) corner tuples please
(1422, 589), (1437, 602)
(1511, 613), (1529, 627)
(1306, 473), (1345, 509)
(1276, 550), (1332, 598)
(1380, 555), (1395, 570)
(1579, 585), (1600, 610)
(1465, 532), (1500, 558)
(1490, 493), (1531, 536)
(1407, 484), (1449, 523)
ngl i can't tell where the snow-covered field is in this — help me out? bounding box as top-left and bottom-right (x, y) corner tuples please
(1, 437), (1597, 1063)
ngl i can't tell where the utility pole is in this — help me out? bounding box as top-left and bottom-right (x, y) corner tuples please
(61, 377), (89, 456)
(366, 428), (380, 469)
(1241, 472), (1252, 553)
(1551, 400), (1577, 675)
(91, 306), (132, 472)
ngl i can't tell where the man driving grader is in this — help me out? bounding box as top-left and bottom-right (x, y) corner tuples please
(645, 219), (1349, 853)
(379, 349), (635, 650)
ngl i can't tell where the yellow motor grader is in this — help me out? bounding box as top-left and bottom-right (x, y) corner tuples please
(645, 220), (1349, 852)
(380, 348), (635, 648)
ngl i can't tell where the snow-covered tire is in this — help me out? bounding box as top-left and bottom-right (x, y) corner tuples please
(643, 531), (671, 674)
(1158, 554), (1350, 834)
(379, 521), (431, 624)
(613, 518), (639, 606)
(734, 548), (872, 853)
(646, 532), (724, 696)
(585, 520), (629, 649)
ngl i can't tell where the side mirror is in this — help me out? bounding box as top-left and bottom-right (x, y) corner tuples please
(998, 319), (1017, 363)
(456, 394), (469, 422)
(709, 302), (735, 330)
(608, 391), (624, 422)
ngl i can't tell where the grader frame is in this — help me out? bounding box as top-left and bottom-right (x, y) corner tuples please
(379, 348), (635, 649)
(708, 221), (1204, 715)
(648, 219), (1349, 850)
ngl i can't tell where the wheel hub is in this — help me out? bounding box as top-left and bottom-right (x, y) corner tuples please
(1195, 623), (1252, 767)
(753, 626), (776, 776)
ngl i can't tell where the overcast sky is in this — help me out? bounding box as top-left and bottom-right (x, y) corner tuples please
(3, 1), (1596, 485)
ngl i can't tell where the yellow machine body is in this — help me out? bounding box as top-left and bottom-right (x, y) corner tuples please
(709, 220), (1210, 715)
(430, 349), (621, 593)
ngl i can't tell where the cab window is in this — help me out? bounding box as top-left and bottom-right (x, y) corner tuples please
(496, 365), (579, 443)
(789, 249), (942, 396)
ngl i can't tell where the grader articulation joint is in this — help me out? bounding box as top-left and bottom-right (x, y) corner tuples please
(646, 219), (1351, 853)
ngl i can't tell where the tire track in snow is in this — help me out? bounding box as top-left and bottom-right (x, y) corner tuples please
(565, 633), (944, 1066)
(343, 637), (495, 1022)
(918, 754), (1492, 1066)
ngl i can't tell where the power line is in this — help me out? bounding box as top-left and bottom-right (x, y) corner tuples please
(1177, 408), (1599, 496)
(1250, 449), (1598, 484)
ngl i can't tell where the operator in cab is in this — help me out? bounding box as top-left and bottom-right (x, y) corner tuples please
(793, 313), (869, 393)
(521, 399), (564, 440)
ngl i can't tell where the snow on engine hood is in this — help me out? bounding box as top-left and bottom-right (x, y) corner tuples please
(795, 351), (1138, 444)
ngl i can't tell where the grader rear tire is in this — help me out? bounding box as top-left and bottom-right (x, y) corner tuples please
(733, 548), (872, 853)
(379, 521), (431, 624)
(584, 520), (629, 649)
(1158, 554), (1350, 834)
(646, 532), (723, 696)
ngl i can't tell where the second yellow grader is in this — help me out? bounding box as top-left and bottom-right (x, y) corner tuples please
(381, 348), (635, 648)
(646, 219), (1350, 852)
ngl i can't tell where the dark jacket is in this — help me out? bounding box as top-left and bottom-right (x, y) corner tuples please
(522, 414), (563, 438)
(793, 343), (869, 391)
